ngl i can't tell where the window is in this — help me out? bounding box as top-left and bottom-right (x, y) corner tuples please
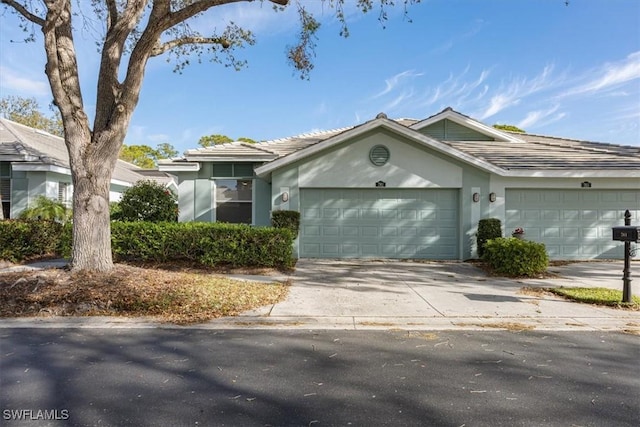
(0, 162), (10, 219)
(215, 179), (252, 224)
(58, 182), (71, 207)
(0, 178), (9, 219)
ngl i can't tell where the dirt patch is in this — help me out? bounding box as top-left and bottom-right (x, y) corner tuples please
(0, 264), (289, 324)
(453, 321), (536, 331)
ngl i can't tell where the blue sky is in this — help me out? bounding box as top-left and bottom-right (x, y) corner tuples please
(1, 0), (639, 154)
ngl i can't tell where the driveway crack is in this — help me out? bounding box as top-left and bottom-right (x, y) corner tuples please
(403, 280), (445, 317)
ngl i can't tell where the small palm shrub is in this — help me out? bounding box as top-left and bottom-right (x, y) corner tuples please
(19, 196), (71, 223)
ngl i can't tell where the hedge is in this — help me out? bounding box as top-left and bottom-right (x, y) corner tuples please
(111, 222), (295, 268)
(477, 218), (502, 258)
(271, 210), (300, 236)
(0, 220), (67, 262)
(0, 220), (295, 269)
(483, 237), (549, 277)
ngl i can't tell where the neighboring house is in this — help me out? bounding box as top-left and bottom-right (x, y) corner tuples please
(0, 118), (176, 219)
(158, 108), (640, 261)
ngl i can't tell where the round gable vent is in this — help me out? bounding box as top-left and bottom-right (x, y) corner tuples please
(369, 145), (390, 166)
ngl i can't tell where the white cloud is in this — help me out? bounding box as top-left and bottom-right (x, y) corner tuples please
(0, 66), (50, 96)
(517, 106), (565, 129)
(478, 64), (557, 119)
(372, 70), (423, 99)
(561, 51), (640, 97)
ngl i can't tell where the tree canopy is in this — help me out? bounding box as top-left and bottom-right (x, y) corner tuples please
(120, 143), (178, 168)
(198, 134), (256, 147)
(493, 124), (526, 133)
(0, 96), (64, 137)
(0, 0), (420, 272)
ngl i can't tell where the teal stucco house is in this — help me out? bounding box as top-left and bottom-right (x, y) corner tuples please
(0, 118), (175, 219)
(159, 108), (640, 261)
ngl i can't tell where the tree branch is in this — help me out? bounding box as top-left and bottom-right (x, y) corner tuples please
(105, 0), (119, 29)
(0, 0), (45, 26)
(150, 36), (231, 57)
(163, 0), (288, 30)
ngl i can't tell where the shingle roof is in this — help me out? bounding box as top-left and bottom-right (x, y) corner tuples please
(185, 141), (279, 159)
(182, 127), (355, 161)
(165, 111), (639, 173)
(446, 133), (640, 170)
(0, 118), (146, 184)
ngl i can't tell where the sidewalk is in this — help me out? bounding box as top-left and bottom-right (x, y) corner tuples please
(0, 259), (638, 332)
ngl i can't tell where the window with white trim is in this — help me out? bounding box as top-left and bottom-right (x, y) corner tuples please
(58, 182), (72, 207)
(214, 179), (252, 224)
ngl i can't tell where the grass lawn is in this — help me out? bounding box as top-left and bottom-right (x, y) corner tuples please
(0, 264), (289, 324)
(548, 287), (640, 310)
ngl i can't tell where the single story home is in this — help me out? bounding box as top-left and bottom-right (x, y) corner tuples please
(158, 107), (640, 261)
(0, 117), (176, 219)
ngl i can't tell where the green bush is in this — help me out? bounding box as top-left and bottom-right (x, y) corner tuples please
(477, 218), (502, 258)
(483, 237), (549, 277)
(110, 202), (123, 221)
(0, 220), (294, 269)
(19, 196), (71, 223)
(111, 222), (295, 269)
(116, 180), (178, 222)
(271, 210), (300, 236)
(0, 220), (65, 262)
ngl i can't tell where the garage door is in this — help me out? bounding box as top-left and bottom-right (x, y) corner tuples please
(506, 190), (640, 260)
(300, 189), (459, 259)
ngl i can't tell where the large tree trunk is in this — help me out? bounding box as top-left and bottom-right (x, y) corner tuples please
(66, 124), (118, 272)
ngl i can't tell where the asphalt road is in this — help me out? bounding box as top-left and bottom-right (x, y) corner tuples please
(1, 329), (638, 427)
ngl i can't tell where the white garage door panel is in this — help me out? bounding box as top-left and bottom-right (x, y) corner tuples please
(506, 190), (640, 260)
(300, 189), (459, 259)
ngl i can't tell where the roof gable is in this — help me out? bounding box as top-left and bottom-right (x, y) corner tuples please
(410, 107), (525, 143)
(254, 114), (504, 179)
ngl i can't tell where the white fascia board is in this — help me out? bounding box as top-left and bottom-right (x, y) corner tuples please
(110, 178), (134, 187)
(12, 163), (71, 175)
(255, 117), (508, 178)
(157, 162), (201, 172)
(410, 109), (525, 143)
(185, 156), (275, 162)
(504, 169), (640, 178)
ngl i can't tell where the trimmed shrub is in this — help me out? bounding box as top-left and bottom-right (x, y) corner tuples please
(483, 237), (549, 277)
(0, 220), (65, 262)
(271, 210), (300, 236)
(116, 180), (178, 222)
(477, 218), (502, 258)
(0, 221), (294, 269)
(111, 222), (295, 269)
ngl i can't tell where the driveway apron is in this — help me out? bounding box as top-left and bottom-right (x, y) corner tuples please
(264, 259), (640, 330)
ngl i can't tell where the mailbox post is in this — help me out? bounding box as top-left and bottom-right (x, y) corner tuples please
(612, 210), (638, 303)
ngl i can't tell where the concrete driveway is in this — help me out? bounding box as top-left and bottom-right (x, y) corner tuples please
(235, 259), (640, 331)
(2, 259), (638, 332)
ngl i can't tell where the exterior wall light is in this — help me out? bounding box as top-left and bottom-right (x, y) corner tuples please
(472, 192), (480, 203)
(581, 181), (592, 188)
(489, 192), (497, 203)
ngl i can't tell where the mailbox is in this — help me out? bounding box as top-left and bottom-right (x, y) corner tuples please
(612, 226), (640, 242)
